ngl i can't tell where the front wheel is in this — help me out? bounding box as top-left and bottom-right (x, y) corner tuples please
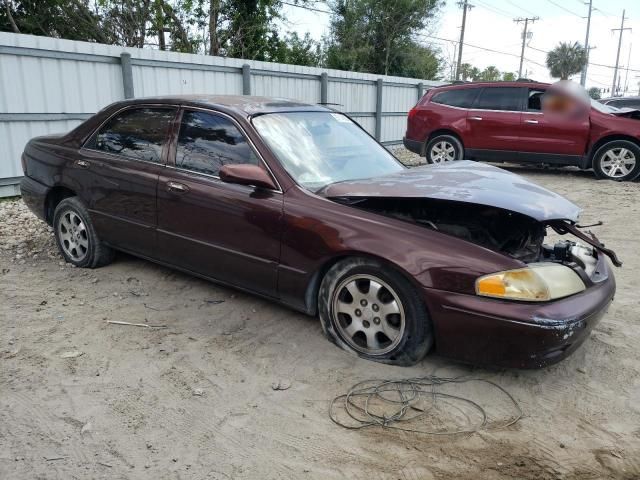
(425, 134), (464, 164)
(592, 140), (640, 181)
(318, 257), (433, 366)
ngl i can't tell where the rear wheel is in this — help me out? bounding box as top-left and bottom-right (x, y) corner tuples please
(318, 257), (433, 366)
(53, 197), (115, 268)
(592, 140), (640, 181)
(425, 134), (464, 164)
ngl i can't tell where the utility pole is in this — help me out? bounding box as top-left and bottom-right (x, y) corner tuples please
(580, 0), (593, 86)
(611, 10), (631, 97)
(623, 43), (632, 94)
(455, 0), (474, 81)
(515, 17), (539, 79)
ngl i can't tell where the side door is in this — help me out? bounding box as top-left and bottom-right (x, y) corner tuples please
(465, 86), (523, 160)
(519, 87), (590, 161)
(78, 106), (177, 256)
(156, 108), (283, 298)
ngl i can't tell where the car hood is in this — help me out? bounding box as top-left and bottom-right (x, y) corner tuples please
(317, 161), (581, 222)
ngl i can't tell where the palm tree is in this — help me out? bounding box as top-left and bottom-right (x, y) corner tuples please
(546, 42), (588, 80)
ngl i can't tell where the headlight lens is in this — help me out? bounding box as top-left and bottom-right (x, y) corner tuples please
(476, 263), (586, 301)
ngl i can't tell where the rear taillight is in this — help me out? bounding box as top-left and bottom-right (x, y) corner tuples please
(408, 108), (418, 121)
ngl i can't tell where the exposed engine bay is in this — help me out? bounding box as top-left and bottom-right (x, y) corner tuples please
(334, 197), (621, 269)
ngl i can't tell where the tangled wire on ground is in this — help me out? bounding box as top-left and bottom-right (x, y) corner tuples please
(329, 375), (523, 435)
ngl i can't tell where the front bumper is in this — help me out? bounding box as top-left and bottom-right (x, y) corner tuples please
(422, 257), (616, 368)
(403, 136), (423, 156)
(20, 176), (50, 223)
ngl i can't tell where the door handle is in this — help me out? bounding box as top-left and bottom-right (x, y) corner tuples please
(76, 160), (90, 169)
(469, 116), (483, 121)
(524, 119), (539, 124)
(166, 181), (189, 194)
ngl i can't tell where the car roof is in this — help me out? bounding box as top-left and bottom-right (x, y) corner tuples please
(431, 81), (550, 91)
(110, 95), (330, 117)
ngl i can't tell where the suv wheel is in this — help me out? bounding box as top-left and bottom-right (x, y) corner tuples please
(425, 135), (464, 164)
(53, 197), (115, 268)
(318, 257), (433, 366)
(592, 140), (640, 181)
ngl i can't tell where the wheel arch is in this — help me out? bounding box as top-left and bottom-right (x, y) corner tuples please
(424, 129), (465, 156)
(303, 251), (428, 317)
(45, 185), (77, 225)
(586, 135), (640, 168)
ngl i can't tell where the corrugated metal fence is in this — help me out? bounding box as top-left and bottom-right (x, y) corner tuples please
(0, 32), (441, 197)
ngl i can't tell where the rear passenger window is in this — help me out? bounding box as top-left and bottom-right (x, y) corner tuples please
(431, 88), (480, 108)
(88, 107), (176, 163)
(175, 111), (258, 176)
(474, 87), (522, 111)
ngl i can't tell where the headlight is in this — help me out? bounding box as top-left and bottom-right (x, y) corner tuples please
(476, 263), (586, 302)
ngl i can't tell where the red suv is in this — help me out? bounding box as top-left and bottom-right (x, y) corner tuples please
(404, 81), (640, 181)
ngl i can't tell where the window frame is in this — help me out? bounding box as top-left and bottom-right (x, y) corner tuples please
(470, 86), (526, 113)
(430, 87), (482, 110)
(526, 88), (547, 113)
(82, 104), (179, 165)
(167, 106), (283, 193)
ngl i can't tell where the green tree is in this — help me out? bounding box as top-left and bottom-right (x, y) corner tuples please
(325, 0), (443, 79)
(502, 71), (516, 81)
(479, 65), (500, 81)
(272, 31), (320, 66)
(588, 87), (601, 100)
(1, 0), (109, 43)
(546, 41), (587, 80)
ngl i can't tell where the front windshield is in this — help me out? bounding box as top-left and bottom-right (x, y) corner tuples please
(252, 111), (404, 191)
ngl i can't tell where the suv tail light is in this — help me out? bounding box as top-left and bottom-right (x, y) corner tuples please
(408, 108), (418, 121)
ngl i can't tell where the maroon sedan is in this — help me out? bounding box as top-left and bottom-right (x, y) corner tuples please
(20, 95), (619, 368)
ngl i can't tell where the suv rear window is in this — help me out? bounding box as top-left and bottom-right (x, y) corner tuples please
(473, 87), (522, 111)
(431, 88), (480, 108)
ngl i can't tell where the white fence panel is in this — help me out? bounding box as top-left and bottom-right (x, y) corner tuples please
(0, 32), (442, 196)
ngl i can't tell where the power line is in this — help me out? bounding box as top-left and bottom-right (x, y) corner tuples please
(544, 0), (582, 18)
(505, 0), (538, 17)
(281, 1), (331, 14)
(611, 9), (632, 95)
(473, 0), (513, 18)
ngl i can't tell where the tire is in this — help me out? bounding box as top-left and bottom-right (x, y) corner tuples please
(425, 134), (464, 164)
(318, 257), (433, 366)
(592, 140), (640, 181)
(53, 197), (115, 268)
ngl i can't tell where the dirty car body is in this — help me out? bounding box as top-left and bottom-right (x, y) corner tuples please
(20, 95), (618, 368)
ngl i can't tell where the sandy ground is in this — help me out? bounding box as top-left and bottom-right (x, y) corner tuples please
(1, 150), (639, 479)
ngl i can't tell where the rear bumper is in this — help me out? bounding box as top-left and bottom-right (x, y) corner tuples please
(423, 258), (616, 368)
(403, 137), (423, 156)
(20, 176), (50, 223)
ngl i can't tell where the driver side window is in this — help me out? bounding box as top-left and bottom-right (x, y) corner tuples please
(175, 110), (258, 177)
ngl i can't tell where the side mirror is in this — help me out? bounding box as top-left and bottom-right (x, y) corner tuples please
(219, 164), (277, 190)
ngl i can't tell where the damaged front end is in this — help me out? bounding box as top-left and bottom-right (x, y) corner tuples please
(332, 196), (621, 278)
(318, 162), (621, 279)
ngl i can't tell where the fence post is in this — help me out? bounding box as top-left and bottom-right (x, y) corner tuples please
(242, 64), (251, 95)
(417, 82), (424, 103)
(120, 53), (134, 99)
(375, 78), (383, 141)
(320, 72), (328, 104)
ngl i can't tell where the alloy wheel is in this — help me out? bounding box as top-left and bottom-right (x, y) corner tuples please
(332, 274), (406, 355)
(57, 211), (89, 262)
(430, 141), (457, 163)
(600, 147), (637, 179)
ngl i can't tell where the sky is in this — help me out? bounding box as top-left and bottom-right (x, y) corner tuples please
(279, 0), (640, 95)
